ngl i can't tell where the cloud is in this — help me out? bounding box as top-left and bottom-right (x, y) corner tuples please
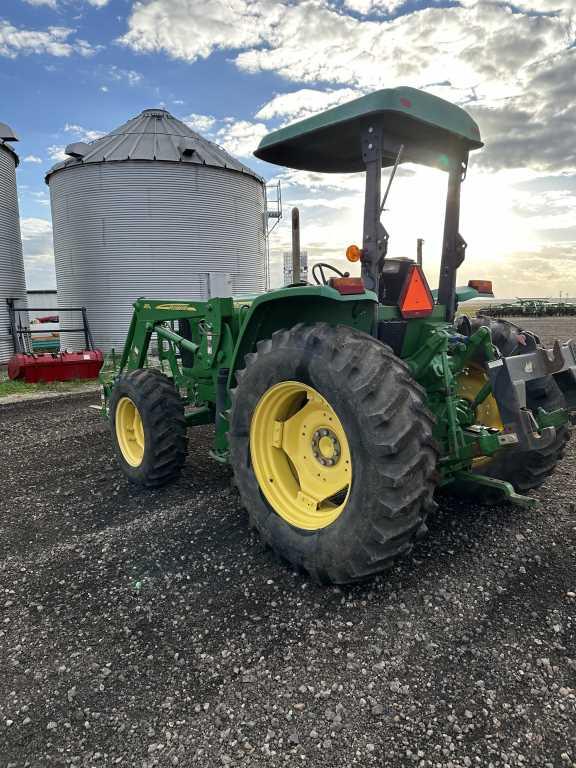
(21, 218), (56, 289)
(28, 190), (51, 207)
(23, 155), (43, 164)
(0, 20), (100, 58)
(118, 0), (574, 174)
(107, 65), (142, 86)
(23, 0), (58, 7)
(474, 245), (576, 298)
(64, 123), (105, 142)
(182, 113), (216, 133)
(183, 113), (267, 158)
(234, 2), (566, 97)
(23, 0), (111, 6)
(343, 0), (409, 15)
(256, 87), (363, 124)
(120, 0), (281, 62)
(47, 145), (68, 162)
(217, 118), (268, 157)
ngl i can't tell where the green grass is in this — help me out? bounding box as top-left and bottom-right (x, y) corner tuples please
(0, 370), (97, 398)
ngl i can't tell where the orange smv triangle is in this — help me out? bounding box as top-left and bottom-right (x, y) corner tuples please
(399, 266), (434, 318)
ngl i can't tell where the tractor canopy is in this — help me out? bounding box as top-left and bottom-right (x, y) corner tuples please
(254, 87), (483, 173)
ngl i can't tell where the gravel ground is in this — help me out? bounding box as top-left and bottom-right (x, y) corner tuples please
(0, 393), (574, 768)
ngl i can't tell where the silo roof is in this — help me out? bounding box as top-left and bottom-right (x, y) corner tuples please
(45, 108), (262, 182)
(0, 121), (19, 166)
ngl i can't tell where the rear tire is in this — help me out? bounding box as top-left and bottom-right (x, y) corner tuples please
(468, 316), (570, 494)
(110, 368), (187, 488)
(229, 323), (438, 584)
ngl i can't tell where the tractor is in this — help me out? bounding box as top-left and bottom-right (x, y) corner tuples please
(100, 87), (576, 584)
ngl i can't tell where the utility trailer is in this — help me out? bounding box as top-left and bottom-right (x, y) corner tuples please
(101, 87), (576, 584)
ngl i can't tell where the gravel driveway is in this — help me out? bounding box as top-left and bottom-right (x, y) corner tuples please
(0, 393), (574, 768)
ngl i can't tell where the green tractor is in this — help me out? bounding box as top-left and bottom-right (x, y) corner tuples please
(101, 87), (576, 584)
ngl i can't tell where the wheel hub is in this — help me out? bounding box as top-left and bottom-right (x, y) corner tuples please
(249, 381), (352, 530)
(311, 428), (341, 466)
(115, 396), (145, 467)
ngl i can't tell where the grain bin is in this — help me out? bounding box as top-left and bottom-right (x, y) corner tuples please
(46, 108), (267, 353)
(0, 122), (27, 364)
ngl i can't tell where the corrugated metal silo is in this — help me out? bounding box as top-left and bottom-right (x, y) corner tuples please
(0, 122), (27, 364)
(46, 108), (267, 353)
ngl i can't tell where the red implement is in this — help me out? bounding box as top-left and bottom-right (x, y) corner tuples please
(8, 350), (103, 383)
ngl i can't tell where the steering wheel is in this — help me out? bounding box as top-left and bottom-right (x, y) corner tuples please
(312, 262), (348, 286)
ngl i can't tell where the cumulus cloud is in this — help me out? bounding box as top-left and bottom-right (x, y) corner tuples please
(117, 0), (575, 295)
(183, 113), (216, 133)
(183, 113), (267, 158)
(23, 155), (43, 164)
(107, 65), (142, 86)
(64, 124), (105, 142)
(120, 0), (281, 62)
(24, 0), (111, 6)
(121, 0), (574, 173)
(0, 20), (99, 58)
(23, 0), (58, 8)
(218, 118), (268, 157)
(256, 88), (362, 124)
(47, 145), (68, 162)
(343, 0), (410, 15)
(20, 218), (56, 289)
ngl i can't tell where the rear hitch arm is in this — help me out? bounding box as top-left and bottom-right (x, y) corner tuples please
(454, 470), (536, 508)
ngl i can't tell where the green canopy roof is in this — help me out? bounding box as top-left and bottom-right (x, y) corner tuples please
(254, 87), (483, 173)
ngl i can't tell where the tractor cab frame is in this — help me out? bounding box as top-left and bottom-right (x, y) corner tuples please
(255, 86), (483, 320)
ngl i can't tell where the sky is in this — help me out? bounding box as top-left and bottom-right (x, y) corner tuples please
(1, 0), (575, 297)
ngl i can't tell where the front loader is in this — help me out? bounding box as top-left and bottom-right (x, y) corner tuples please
(101, 87), (576, 584)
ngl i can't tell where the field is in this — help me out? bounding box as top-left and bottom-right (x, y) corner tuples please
(0, 392), (574, 767)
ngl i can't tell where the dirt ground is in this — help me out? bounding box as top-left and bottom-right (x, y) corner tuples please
(0, 393), (574, 768)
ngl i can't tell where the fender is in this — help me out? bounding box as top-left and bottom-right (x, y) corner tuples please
(228, 284), (378, 386)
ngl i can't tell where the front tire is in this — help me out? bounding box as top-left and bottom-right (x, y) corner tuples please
(109, 368), (187, 488)
(229, 324), (438, 584)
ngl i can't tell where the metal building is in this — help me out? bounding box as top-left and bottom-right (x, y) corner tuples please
(0, 122), (27, 364)
(46, 108), (267, 352)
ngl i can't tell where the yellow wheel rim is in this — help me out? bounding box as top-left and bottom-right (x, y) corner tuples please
(115, 396), (145, 467)
(250, 381), (352, 531)
(457, 366), (503, 467)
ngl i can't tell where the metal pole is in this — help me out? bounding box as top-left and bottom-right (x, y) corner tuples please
(380, 144), (404, 214)
(438, 155), (466, 322)
(417, 238), (424, 268)
(361, 126), (386, 297)
(6, 298), (21, 354)
(291, 207), (300, 284)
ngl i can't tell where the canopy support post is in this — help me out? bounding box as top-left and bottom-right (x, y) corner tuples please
(360, 125), (388, 298)
(438, 152), (468, 322)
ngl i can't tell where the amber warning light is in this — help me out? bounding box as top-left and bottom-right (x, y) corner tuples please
(346, 244), (362, 263)
(399, 265), (435, 318)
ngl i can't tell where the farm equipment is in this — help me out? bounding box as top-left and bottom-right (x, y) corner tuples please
(101, 87), (576, 584)
(7, 300), (103, 383)
(481, 298), (576, 318)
